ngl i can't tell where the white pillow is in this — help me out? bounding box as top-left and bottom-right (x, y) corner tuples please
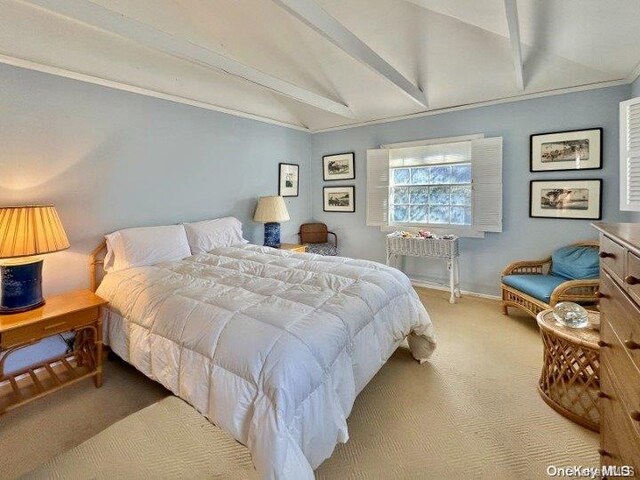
(104, 224), (191, 273)
(184, 216), (248, 254)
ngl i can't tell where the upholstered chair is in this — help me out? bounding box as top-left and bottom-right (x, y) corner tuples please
(298, 223), (338, 256)
(501, 241), (600, 319)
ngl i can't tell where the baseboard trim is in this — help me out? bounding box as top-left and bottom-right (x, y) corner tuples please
(409, 278), (501, 301)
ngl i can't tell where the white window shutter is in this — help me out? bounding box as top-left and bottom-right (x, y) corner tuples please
(366, 148), (390, 226)
(472, 137), (503, 232)
(620, 98), (640, 211)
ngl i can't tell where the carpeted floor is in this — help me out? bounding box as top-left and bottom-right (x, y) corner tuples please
(0, 288), (598, 479)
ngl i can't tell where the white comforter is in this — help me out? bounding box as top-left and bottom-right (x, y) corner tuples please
(97, 245), (436, 479)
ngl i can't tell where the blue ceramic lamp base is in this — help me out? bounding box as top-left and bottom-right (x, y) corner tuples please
(264, 222), (281, 248)
(0, 258), (45, 314)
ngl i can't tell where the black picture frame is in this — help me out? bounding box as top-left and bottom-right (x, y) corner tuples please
(530, 127), (603, 172)
(323, 186), (356, 213)
(278, 162), (299, 197)
(529, 178), (602, 220)
(323, 152), (355, 181)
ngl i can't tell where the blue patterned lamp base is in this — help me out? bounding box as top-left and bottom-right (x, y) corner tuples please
(0, 258), (45, 314)
(264, 222), (281, 248)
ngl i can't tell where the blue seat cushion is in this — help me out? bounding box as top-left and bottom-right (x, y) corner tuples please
(551, 245), (599, 280)
(502, 274), (568, 303)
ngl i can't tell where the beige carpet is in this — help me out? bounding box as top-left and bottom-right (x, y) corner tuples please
(25, 396), (257, 480)
(0, 288), (597, 479)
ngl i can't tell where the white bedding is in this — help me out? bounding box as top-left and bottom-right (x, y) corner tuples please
(96, 244), (436, 479)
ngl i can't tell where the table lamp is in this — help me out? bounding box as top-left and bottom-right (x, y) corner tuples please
(253, 196), (290, 248)
(0, 205), (70, 314)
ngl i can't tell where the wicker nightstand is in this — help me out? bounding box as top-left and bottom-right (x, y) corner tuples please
(0, 290), (107, 414)
(536, 309), (600, 432)
(277, 243), (307, 253)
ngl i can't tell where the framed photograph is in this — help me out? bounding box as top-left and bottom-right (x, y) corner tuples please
(323, 152), (355, 181)
(323, 186), (355, 213)
(278, 163), (299, 197)
(530, 179), (602, 220)
(530, 128), (602, 172)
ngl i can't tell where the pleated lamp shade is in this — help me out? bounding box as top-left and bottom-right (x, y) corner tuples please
(0, 205), (70, 259)
(253, 196), (290, 223)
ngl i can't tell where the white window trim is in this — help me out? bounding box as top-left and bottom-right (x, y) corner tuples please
(381, 134), (484, 149)
(367, 134), (501, 238)
(385, 135), (482, 237)
(380, 223), (485, 238)
(620, 97), (640, 211)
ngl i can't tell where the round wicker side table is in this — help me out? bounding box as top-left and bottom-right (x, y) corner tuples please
(536, 309), (600, 432)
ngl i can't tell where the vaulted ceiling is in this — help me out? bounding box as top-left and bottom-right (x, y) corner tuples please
(1, 0), (639, 132)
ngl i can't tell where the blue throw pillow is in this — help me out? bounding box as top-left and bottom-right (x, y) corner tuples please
(551, 245), (599, 280)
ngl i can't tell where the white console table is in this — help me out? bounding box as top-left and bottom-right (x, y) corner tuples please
(386, 234), (461, 303)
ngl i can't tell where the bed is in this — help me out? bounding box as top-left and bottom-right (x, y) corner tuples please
(92, 219), (436, 479)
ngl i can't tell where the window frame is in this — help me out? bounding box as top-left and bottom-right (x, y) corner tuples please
(383, 135), (483, 237)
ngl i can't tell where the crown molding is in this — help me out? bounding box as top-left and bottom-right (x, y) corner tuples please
(627, 60), (640, 85)
(21, 0), (354, 120)
(311, 78), (629, 133)
(1, 53), (635, 135)
(0, 54), (311, 132)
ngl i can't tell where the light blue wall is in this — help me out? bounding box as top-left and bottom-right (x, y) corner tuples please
(0, 64), (311, 295)
(1, 62), (636, 300)
(311, 85), (631, 295)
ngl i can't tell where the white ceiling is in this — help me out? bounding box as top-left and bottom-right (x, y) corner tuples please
(1, 0), (639, 132)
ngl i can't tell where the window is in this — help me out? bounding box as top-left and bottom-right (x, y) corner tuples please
(389, 163), (472, 226)
(366, 135), (503, 237)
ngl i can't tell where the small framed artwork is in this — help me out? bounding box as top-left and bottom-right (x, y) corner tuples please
(530, 128), (602, 172)
(278, 163), (299, 197)
(323, 152), (355, 181)
(323, 186), (356, 213)
(530, 179), (602, 220)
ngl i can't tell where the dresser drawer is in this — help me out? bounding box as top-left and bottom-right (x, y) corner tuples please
(600, 365), (640, 471)
(627, 252), (640, 305)
(0, 306), (100, 348)
(600, 271), (640, 371)
(601, 352), (640, 440)
(600, 371), (640, 472)
(600, 234), (626, 283)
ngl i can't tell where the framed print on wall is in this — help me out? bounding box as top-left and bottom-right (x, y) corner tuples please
(530, 128), (602, 172)
(323, 152), (355, 181)
(278, 163), (299, 197)
(323, 186), (355, 213)
(530, 179), (602, 220)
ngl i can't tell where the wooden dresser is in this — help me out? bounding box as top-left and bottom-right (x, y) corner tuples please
(593, 223), (640, 476)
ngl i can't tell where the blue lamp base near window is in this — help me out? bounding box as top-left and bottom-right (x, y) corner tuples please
(0, 258), (45, 314)
(263, 222), (281, 248)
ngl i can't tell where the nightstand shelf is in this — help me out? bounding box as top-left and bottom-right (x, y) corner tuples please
(277, 243), (307, 253)
(0, 290), (107, 414)
(0, 350), (96, 413)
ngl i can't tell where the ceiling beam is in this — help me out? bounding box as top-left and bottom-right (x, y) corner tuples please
(503, 0), (525, 90)
(272, 0), (427, 107)
(20, 0), (355, 119)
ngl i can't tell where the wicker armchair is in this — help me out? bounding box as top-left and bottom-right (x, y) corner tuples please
(298, 223), (338, 256)
(501, 241), (600, 319)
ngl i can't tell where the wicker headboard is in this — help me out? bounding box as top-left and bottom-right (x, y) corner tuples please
(89, 240), (108, 292)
